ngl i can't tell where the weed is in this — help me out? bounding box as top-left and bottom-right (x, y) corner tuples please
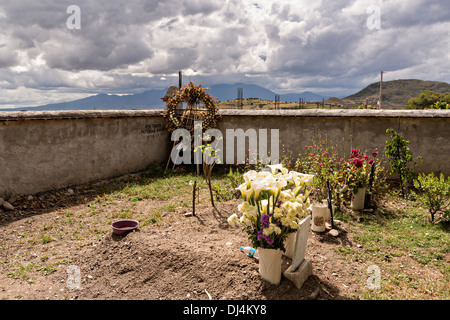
(39, 233), (54, 244)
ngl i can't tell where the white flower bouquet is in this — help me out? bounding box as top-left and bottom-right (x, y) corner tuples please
(228, 164), (314, 251)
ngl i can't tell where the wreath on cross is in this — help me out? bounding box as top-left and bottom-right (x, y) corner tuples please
(163, 81), (220, 133)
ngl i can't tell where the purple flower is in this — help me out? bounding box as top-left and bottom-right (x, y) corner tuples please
(276, 200), (282, 208)
(260, 214), (271, 228)
(257, 231), (274, 246)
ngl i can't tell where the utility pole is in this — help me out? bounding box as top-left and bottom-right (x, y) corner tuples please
(379, 71), (383, 109)
(275, 94), (280, 109)
(179, 70), (182, 89)
(237, 88), (243, 109)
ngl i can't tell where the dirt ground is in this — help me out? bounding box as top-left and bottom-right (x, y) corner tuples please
(0, 192), (373, 301)
(0, 183), (432, 301)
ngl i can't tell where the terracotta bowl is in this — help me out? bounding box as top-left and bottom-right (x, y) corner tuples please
(112, 220), (139, 236)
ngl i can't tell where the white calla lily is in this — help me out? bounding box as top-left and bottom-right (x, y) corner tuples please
(267, 163), (288, 175)
(229, 163), (313, 250)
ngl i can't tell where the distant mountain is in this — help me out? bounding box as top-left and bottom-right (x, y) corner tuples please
(344, 79), (450, 109)
(207, 83), (329, 102)
(3, 89), (168, 112)
(1, 83), (329, 112)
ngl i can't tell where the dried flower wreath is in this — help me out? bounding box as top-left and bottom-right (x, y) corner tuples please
(163, 82), (220, 133)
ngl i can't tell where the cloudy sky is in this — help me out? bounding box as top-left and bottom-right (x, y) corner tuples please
(0, 0), (449, 108)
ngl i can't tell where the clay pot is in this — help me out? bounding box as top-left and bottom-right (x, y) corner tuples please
(112, 220), (139, 236)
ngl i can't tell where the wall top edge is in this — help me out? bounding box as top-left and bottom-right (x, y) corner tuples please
(0, 108), (449, 121)
(218, 109), (450, 118)
(0, 109), (166, 121)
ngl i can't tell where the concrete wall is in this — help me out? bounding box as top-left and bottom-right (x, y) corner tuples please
(217, 109), (450, 176)
(0, 109), (449, 197)
(0, 110), (169, 197)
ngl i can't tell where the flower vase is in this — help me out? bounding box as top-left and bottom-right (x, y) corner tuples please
(351, 187), (367, 210)
(321, 199), (335, 223)
(311, 203), (327, 232)
(258, 247), (282, 285)
(283, 232), (296, 259)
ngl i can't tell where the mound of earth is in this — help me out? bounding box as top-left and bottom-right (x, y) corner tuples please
(1, 197), (364, 300)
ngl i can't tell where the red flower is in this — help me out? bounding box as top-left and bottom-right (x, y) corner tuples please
(368, 159), (375, 165)
(353, 158), (363, 168)
(350, 148), (359, 158)
(372, 152), (378, 157)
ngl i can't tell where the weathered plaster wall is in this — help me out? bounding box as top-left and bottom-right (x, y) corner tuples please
(0, 109), (448, 197)
(217, 109), (450, 176)
(0, 110), (169, 197)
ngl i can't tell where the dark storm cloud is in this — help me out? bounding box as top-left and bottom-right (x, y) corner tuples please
(0, 0), (449, 107)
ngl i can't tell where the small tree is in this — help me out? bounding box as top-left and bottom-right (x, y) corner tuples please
(384, 128), (422, 197)
(193, 132), (222, 208)
(413, 172), (450, 222)
(404, 90), (448, 109)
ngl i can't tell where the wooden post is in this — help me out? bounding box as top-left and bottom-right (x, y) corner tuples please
(192, 180), (197, 216)
(379, 71), (383, 109)
(365, 162), (376, 207)
(326, 179), (334, 229)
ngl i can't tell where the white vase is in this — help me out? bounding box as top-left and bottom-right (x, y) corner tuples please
(283, 232), (296, 259)
(258, 247), (282, 285)
(321, 199), (335, 223)
(351, 187), (367, 210)
(311, 203), (327, 232)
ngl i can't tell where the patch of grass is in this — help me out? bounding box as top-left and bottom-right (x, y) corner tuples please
(38, 264), (58, 275)
(64, 210), (73, 217)
(39, 233), (54, 244)
(141, 203), (178, 227)
(346, 197), (450, 299)
(7, 262), (37, 280)
(334, 245), (353, 255)
(111, 208), (133, 219)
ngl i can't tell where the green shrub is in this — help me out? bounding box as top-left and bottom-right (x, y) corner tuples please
(385, 128), (422, 197)
(413, 172), (450, 222)
(405, 90), (450, 109)
(294, 141), (342, 203)
(212, 168), (243, 202)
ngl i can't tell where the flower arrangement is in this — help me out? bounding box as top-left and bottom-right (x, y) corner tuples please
(227, 164), (314, 251)
(340, 148), (377, 194)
